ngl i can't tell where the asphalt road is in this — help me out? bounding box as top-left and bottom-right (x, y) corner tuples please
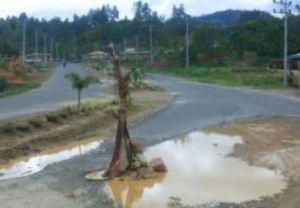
(1, 74), (300, 208)
(0, 63), (106, 120)
(131, 74), (300, 144)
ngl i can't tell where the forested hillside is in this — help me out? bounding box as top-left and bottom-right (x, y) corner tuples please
(0, 1), (300, 66)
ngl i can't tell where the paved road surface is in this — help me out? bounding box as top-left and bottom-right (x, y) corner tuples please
(0, 63), (107, 120)
(1, 74), (300, 208)
(131, 75), (300, 144)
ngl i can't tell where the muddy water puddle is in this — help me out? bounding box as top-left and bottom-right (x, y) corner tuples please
(107, 131), (287, 208)
(0, 141), (102, 181)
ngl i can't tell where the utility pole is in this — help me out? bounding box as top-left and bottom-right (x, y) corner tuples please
(273, 0), (292, 87)
(22, 19), (26, 64)
(35, 31), (38, 55)
(123, 39), (127, 59)
(56, 43), (58, 61)
(50, 38), (53, 63)
(185, 16), (189, 69)
(149, 24), (153, 63)
(44, 33), (47, 65)
(135, 34), (139, 67)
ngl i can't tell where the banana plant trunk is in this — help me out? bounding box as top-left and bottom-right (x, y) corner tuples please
(107, 43), (133, 177)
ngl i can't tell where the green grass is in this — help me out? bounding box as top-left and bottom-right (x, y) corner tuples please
(0, 68), (52, 98)
(155, 66), (284, 89)
(1, 82), (40, 97)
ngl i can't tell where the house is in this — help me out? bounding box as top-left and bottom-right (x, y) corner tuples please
(25, 53), (50, 63)
(121, 48), (151, 60)
(87, 51), (108, 60)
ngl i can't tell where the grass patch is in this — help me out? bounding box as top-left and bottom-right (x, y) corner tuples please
(27, 116), (47, 128)
(0, 99), (123, 137)
(0, 68), (52, 98)
(2, 82), (40, 97)
(0, 122), (17, 134)
(155, 66), (284, 89)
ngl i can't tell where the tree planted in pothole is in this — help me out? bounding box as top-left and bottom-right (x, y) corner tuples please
(104, 43), (167, 179)
(65, 72), (97, 113)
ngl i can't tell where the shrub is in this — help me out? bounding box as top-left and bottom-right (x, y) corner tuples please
(0, 122), (16, 133)
(27, 117), (46, 128)
(45, 114), (61, 123)
(0, 76), (8, 93)
(15, 121), (32, 132)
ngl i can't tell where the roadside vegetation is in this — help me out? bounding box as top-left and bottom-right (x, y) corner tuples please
(0, 81), (171, 164)
(0, 58), (52, 97)
(0, 99), (120, 162)
(155, 66), (285, 89)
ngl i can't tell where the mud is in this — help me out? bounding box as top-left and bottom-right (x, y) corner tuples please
(0, 90), (173, 167)
(207, 116), (300, 208)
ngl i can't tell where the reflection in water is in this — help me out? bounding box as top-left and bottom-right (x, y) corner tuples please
(107, 173), (165, 208)
(0, 141), (102, 181)
(107, 131), (287, 208)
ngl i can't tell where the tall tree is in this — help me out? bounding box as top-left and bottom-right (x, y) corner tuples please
(133, 1), (151, 22)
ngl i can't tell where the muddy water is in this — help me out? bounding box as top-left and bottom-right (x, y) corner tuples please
(0, 141), (102, 181)
(107, 131), (287, 208)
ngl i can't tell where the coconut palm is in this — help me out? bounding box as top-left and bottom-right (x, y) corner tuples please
(65, 72), (96, 113)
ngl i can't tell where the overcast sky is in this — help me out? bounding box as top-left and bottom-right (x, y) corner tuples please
(0, 0), (274, 20)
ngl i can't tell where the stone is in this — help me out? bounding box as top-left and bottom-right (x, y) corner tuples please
(149, 157), (167, 172)
(136, 153), (148, 167)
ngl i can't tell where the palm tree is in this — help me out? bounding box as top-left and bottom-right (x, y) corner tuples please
(65, 72), (96, 113)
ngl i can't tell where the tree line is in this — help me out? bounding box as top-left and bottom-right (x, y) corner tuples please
(1, 1), (300, 66)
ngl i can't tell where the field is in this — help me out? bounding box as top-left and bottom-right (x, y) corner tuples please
(159, 66), (287, 89)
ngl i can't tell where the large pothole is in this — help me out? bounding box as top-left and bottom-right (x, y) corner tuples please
(106, 131), (287, 208)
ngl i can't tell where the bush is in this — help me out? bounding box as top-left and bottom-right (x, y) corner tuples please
(0, 76), (8, 93)
(0, 122), (16, 133)
(27, 117), (46, 128)
(45, 114), (61, 123)
(15, 121), (32, 132)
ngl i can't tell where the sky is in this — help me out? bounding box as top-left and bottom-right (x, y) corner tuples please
(0, 0), (274, 20)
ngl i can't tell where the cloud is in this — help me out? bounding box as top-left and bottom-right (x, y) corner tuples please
(0, 0), (273, 20)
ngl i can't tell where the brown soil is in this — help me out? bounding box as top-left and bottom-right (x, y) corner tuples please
(206, 116), (300, 208)
(0, 90), (172, 166)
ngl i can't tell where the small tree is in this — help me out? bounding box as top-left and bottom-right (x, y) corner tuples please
(65, 72), (96, 113)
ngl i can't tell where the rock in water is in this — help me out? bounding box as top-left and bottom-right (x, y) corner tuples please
(149, 157), (167, 172)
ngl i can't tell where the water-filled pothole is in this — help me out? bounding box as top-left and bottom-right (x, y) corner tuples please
(107, 131), (287, 208)
(0, 141), (102, 181)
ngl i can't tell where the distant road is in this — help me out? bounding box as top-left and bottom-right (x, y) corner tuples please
(0, 63), (107, 121)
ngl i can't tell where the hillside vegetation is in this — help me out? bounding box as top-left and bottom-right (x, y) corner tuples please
(0, 1), (299, 68)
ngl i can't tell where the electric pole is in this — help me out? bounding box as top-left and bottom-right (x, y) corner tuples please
(185, 16), (189, 69)
(273, 0), (292, 87)
(22, 19), (26, 64)
(149, 24), (153, 63)
(135, 34), (139, 67)
(35, 31), (38, 55)
(123, 39), (127, 59)
(50, 38), (53, 63)
(56, 43), (58, 61)
(44, 33), (47, 65)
